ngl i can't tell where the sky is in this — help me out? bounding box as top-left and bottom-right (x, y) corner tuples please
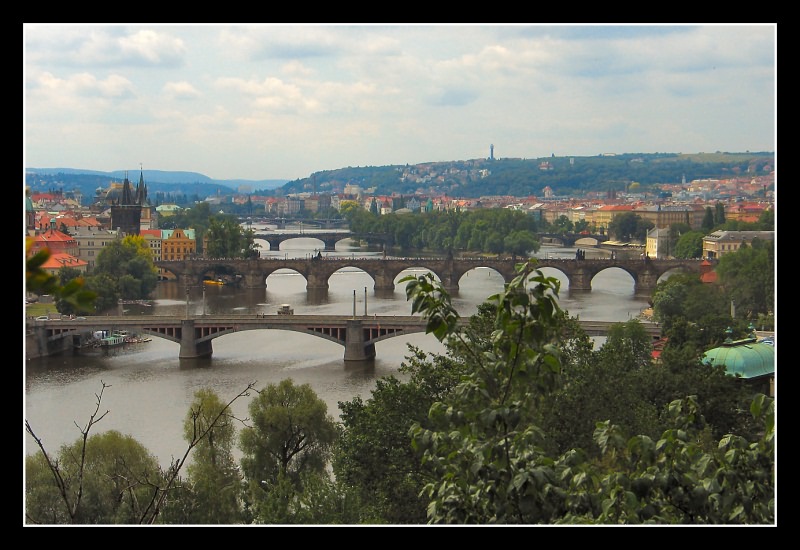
(23, 23), (776, 183)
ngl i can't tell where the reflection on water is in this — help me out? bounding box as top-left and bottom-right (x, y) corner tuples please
(26, 242), (650, 465)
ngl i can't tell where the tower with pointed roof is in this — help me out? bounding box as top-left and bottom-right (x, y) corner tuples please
(110, 169), (148, 236)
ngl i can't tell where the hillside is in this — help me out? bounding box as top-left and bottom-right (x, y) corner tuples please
(25, 152), (774, 204)
(277, 152), (774, 199)
(25, 168), (288, 205)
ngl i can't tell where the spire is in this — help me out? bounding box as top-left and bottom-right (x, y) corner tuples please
(137, 165), (147, 205)
(120, 171), (134, 205)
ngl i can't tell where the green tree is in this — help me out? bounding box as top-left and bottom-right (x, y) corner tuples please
(334, 345), (467, 523)
(160, 388), (244, 524)
(702, 206), (715, 231)
(714, 201), (726, 226)
(205, 216), (255, 258)
(609, 212), (643, 242)
(25, 429), (162, 524)
(54, 266), (85, 315)
(86, 235), (158, 307)
(239, 379), (338, 522)
(504, 230), (540, 256)
(673, 230), (704, 259)
(571, 394), (774, 524)
(399, 261), (773, 524)
(404, 263), (566, 523)
(552, 214), (574, 234)
(715, 238), (775, 319)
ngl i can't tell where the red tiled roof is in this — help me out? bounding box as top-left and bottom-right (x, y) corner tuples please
(41, 253), (88, 269)
(700, 270), (718, 283)
(35, 229), (75, 243)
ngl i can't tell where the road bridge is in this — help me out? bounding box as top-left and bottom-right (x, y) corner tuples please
(26, 314), (661, 362)
(155, 257), (705, 296)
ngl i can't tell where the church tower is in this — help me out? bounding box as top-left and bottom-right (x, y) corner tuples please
(110, 170), (146, 236)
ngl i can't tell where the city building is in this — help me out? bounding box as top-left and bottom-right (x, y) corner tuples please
(702, 230), (775, 259)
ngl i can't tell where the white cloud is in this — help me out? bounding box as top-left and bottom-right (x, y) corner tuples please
(24, 24), (776, 181)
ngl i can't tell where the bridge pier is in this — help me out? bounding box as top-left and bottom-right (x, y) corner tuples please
(374, 272), (395, 292)
(634, 267), (660, 296)
(569, 267), (593, 291)
(179, 319), (213, 359)
(343, 320), (376, 362)
(307, 272), (329, 291)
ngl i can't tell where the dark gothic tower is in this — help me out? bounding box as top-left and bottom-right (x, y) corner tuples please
(490, 144), (494, 161)
(110, 170), (144, 236)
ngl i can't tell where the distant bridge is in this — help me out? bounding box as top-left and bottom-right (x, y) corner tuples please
(247, 218), (350, 230)
(26, 314), (661, 362)
(251, 231), (354, 251)
(154, 257), (705, 296)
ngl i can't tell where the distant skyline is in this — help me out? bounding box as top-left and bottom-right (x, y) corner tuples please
(24, 24), (776, 182)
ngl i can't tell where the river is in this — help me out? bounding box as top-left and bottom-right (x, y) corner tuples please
(25, 229), (651, 466)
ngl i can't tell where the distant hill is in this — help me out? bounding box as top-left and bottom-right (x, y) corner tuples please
(25, 167), (288, 190)
(279, 152), (775, 198)
(25, 168), (289, 205)
(25, 151), (775, 203)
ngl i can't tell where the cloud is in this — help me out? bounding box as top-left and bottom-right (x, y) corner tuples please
(163, 81), (201, 100)
(24, 24), (776, 181)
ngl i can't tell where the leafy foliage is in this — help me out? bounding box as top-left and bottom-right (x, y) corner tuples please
(25, 238), (96, 314)
(159, 389), (244, 524)
(85, 235), (158, 311)
(400, 260), (774, 524)
(239, 379), (339, 523)
(25, 430), (163, 524)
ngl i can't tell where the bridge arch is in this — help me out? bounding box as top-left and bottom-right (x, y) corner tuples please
(252, 232), (353, 251)
(154, 257), (704, 295)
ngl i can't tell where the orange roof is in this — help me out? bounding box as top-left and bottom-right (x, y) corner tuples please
(35, 229), (75, 243)
(41, 253), (88, 269)
(700, 270), (718, 283)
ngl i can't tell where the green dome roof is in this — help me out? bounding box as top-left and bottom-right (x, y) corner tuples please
(702, 338), (775, 379)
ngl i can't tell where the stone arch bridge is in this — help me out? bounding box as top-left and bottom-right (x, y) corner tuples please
(252, 231), (352, 251)
(155, 257), (705, 296)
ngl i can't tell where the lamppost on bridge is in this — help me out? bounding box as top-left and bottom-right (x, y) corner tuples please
(185, 286), (190, 318)
(352, 290), (356, 319)
(364, 286), (368, 316)
(202, 286), (206, 316)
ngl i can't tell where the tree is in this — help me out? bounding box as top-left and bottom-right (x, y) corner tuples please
(26, 426), (162, 524)
(609, 212), (643, 242)
(404, 262), (566, 523)
(239, 379), (338, 522)
(714, 201), (726, 226)
(26, 381), (255, 525)
(702, 206), (715, 231)
(400, 261), (774, 524)
(504, 230), (540, 256)
(334, 345), (468, 523)
(715, 238), (775, 319)
(673, 230), (704, 259)
(159, 388), (245, 524)
(86, 235), (158, 308)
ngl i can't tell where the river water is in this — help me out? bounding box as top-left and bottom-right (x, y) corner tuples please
(25, 228), (650, 466)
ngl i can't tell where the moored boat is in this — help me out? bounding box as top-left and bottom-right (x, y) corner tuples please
(100, 330), (128, 347)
